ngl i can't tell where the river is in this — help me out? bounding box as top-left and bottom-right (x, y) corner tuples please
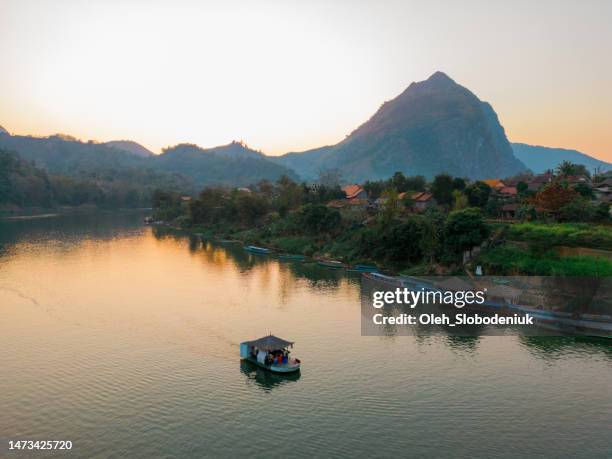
(0, 212), (610, 458)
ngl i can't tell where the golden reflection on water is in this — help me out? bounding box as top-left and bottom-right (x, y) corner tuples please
(0, 228), (363, 363)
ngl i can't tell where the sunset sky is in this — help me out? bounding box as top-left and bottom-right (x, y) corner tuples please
(1, 0), (611, 160)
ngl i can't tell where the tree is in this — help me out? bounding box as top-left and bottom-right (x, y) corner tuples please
(452, 190), (468, 210)
(297, 204), (341, 234)
(420, 210), (444, 262)
(595, 202), (611, 221)
(383, 216), (428, 262)
(559, 198), (596, 222)
(444, 208), (489, 256)
(465, 181), (491, 208)
(275, 176), (303, 216)
(379, 188), (400, 225)
(363, 180), (386, 199)
(405, 175), (426, 192)
(574, 182), (594, 198)
(516, 181), (528, 195)
(431, 174), (454, 206)
(485, 195), (502, 218)
(452, 177), (466, 191)
(391, 171), (408, 192)
(556, 161), (589, 178)
(532, 182), (577, 213)
(317, 168), (342, 188)
(236, 193), (269, 225)
(187, 187), (228, 225)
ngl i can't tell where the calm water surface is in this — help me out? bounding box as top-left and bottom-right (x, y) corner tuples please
(1, 212), (610, 458)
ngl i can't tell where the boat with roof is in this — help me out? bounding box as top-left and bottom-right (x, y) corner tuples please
(240, 334), (301, 373)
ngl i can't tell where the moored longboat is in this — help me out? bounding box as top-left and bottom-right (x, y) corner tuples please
(362, 271), (404, 286)
(317, 260), (347, 269)
(244, 245), (271, 255)
(278, 254), (306, 261)
(240, 334), (301, 373)
(347, 264), (378, 273)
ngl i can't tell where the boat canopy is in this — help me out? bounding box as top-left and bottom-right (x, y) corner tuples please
(246, 334), (294, 352)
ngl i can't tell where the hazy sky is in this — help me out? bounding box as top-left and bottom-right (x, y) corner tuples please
(1, 0), (611, 159)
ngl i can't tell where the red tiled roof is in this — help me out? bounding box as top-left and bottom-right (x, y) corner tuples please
(499, 186), (517, 195)
(482, 179), (505, 189)
(411, 192), (433, 202)
(342, 184), (364, 199)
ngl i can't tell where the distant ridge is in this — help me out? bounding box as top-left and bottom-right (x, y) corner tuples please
(155, 142), (298, 186)
(0, 125), (8, 135)
(105, 140), (154, 157)
(511, 143), (611, 174)
(273, 71), (527, 181)
(0, 132), (298, 188)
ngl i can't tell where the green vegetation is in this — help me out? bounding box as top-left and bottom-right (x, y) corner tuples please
(154, 174), (494, 273)
(506, 223), (612, 251)
(477, 245), (612, 276)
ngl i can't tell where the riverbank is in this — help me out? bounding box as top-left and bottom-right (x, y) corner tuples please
(152, 185), (612, 277)
(178, 220), (612, 277)
(0, 206), (152, 220)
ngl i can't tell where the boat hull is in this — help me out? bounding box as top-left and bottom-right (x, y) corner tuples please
(244, 246), (270, 255)
(278, 254), (305, 261)
(317, 261), (346, 269)
(243, 356), (301, 373)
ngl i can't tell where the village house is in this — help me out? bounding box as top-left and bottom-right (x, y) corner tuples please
(403, 191), (436, 211)
(327, 184), (370, 211)
(482, 179), (506, 191)
(498, 186), (517, 198)
(500, 203), (520, 220)
(562, 175), (590, 186)
(527, 171), (554, 191)
(593, 178), (612, 203)
(483, 179), (517, 200)
(342, 184), (369, 201)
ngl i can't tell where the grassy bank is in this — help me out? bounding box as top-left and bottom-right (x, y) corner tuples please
(476, 245), (612, 276)
(506, 223), (612, 251)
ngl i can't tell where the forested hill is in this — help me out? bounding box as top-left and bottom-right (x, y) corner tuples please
(0, 149), (176, 209)
(0, 133), (299, 191)
(153, 142), (298, 186)
(0, 133), (154, 177)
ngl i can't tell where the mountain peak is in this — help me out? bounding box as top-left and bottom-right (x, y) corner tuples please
(0, 124), (8, 135)
(426, 71), (455, 85)
(277, 72), (527, 181)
